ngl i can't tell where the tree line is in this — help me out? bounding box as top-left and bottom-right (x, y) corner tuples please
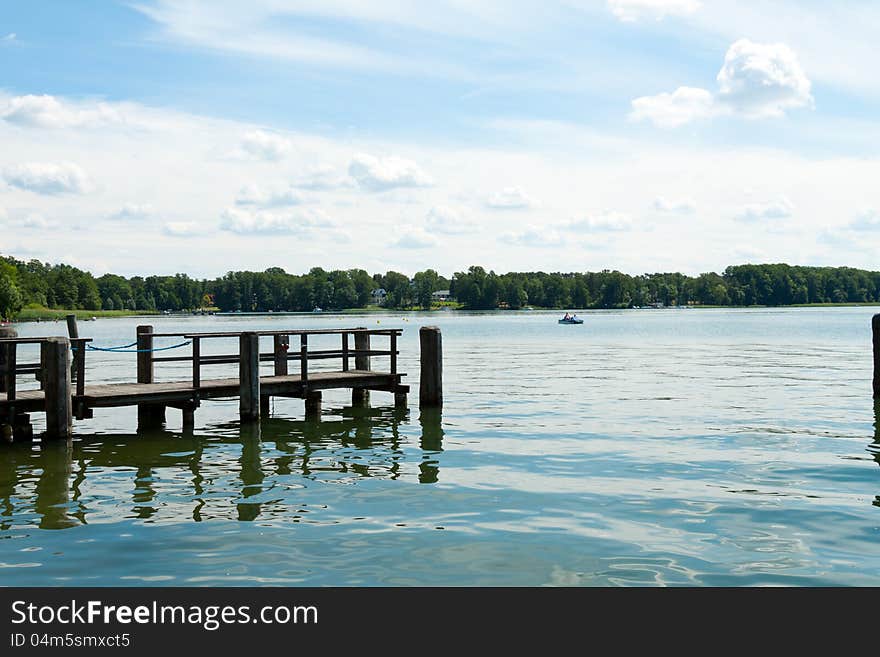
(2, 254), (880, 319)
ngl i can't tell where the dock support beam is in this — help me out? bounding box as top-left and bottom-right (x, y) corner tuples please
(42, 337), (72, 440)
(239, 332), (260, 421)
(305, 391), (322, 418)
(136, 325), (165, 428)
(419, 326), (443, 408)
(182, 403), (196, 433)
(352, 329), (370, 405)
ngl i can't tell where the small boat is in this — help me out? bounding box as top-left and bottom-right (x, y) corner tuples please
(558, 316), (584, 324)
(312, 307), (323, 313)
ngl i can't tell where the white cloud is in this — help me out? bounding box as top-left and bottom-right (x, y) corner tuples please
(631, 40), (812, 127)
(18, 214), (57, 230)
(348, 153), (433, 191)
(487, 186), (538, 210)
(2, 162), (91, 195)
(1, 33), (15, 42)
(630, 87), (715, 128)
(294, 164), (353, 190)
(499, 225), (565, 247)
(394, 229), (438, 249)
(654, 196), (695, 214)
(717, 39), (813, 118)
(162, 221), (201, 237)
(848, 210), (880, 232)
(1, 94), (125, 129)
(608, 0), (701, 22)
(110, 203), (154, 221)
(565, 211), (633, 232)
(219, 207), (332, 235)
(735, 196), (794, 222)
(235, 184), (304, 207)
(237, 130), (291, 161)
(425, 205), (478, 235)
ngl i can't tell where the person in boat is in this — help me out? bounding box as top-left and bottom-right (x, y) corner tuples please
(563, 312), (571, 321)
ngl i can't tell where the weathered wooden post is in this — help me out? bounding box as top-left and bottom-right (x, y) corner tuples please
(239, 332), (260, 421)
(66, 314), (79, 385)
(873, 314), (880, 398)
(42, 337), (72, 440)
(273, 335), (289, 375)
(419, 326), (442, 408)
(0, 324), (15, 393)
(352, 328), (370, 405)
(136, 325), (164, 427)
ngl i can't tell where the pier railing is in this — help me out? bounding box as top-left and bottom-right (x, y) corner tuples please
(142, 327), (402, 391)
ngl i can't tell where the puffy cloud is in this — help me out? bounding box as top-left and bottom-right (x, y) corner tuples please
(348, 153), (433, 191)
(18, 214), (58, 230)
(735, 196), (794, 222)
(2, 162), (91, 195)
(394, 229), (438, 249)
(499, 225), (564, 247)
(608, 0), (701, 22)
(162, 221), (201, 237)
(1, 33), (15, 42)
(631, 39), (812, 127)
(848, 210), (880, 231)
(238, 129), (291, 161)
(425, 205), (477, 234)
(486, 186), (538, 209)
(235, 184), (304, 207)
(717, 39), (813, 118)
(654, 196), (695, 214)
(565, 211), (633, 231)
(110, 203), (154, 221)
(219, 207), (332, 235)
(630, 87), (715, 128)
(1, 94), (124, 129)
(294, 164), (353, 190)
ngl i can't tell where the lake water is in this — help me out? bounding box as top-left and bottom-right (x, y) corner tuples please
(2, 308), (879, 586)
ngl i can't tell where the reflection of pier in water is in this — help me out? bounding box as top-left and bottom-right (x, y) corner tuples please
(0, 405), (444, 529)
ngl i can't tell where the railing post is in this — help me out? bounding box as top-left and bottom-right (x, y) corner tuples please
(72, 339), (87, 421)
(137, 325), (164, 428)
(873, 314), (880, 398)
(352, 328), (370, 405)
(42, 337), (72, 440)
(239, 332), (260, 421)
(66, 314), (79, 385)
(419, 326), (443, 408)
(300, 334), (308, 384)
(273, 335), (289, 376)
(390, 331), (397, 375)
(4, 342), (15, 402)
(192, 337), (201, 390)
(342, 332), (349, 372)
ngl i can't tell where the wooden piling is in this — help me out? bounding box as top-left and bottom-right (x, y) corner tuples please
(66, 314), (80, 385)
(273, 335), (289, 376)
(305, 390), (322, 418)
(136, 325), (165, 427)
(239, 332), (260, 421)
(42, 337), (72, 440)
(873, 314), (880, 398)
(419, 326), (442, 408)
(352, 329), (370, 405)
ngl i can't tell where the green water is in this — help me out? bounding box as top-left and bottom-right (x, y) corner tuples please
(2, 308), (879, 585)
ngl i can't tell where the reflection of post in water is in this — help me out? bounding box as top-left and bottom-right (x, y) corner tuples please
(237, 422), (264, 521)
(190, 441), (205, 522)
(35, 440), (79, 529)
(133, 465), (157, 520)
(418, 407), (444, 484)
(0, 444), (22, 530)
(872, 401), (880, 508)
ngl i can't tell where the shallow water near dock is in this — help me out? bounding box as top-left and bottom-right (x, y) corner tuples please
(2, 308), (879, 586)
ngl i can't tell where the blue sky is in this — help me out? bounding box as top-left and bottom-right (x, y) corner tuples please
(1, 1), (879, 277)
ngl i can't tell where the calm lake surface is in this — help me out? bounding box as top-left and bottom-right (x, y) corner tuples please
(2, 308), (879, 586)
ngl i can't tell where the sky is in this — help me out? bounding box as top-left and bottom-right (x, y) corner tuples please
(1, 0), (879, 278)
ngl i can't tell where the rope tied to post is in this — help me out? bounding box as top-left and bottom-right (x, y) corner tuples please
(84, 340), (192, 353)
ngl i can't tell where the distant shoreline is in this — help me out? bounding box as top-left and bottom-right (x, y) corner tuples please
(11, 302), (880, 324)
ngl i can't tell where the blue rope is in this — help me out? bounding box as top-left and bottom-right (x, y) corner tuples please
(85, 340), (192, 353)
(81, 341), (138, 351)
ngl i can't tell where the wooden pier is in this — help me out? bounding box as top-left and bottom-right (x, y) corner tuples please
(2, 326), (415, 442)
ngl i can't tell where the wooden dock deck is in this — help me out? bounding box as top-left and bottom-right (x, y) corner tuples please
(1, 325), (421, 442)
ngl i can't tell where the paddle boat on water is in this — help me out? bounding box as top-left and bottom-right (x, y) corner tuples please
(558, 313), (583, 325)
